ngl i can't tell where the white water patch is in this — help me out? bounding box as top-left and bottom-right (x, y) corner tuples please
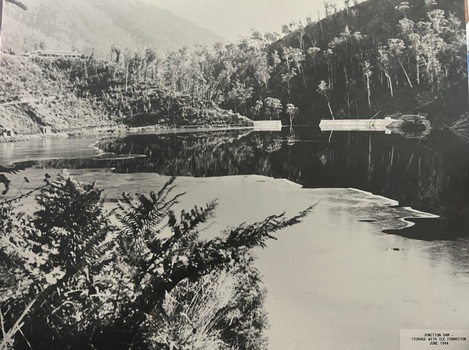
(0, 137), (149, 166)
(347, 188), (439, 229)
(0, 137), (103, 165)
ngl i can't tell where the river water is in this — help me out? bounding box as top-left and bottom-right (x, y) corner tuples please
(1, 127), (469, 349)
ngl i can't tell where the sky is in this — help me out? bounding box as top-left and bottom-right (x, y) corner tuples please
(148, 0), (332, 41)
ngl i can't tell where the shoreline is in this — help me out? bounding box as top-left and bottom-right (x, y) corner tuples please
(0, 123), (256, 144)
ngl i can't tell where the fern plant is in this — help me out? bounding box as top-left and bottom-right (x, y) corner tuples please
(33, 173), (114, 279)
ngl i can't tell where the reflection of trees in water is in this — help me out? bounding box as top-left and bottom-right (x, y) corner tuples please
(264, 129), (468, 227)
(310, 131), (469, 228)
(95, 130), (469, 224)
(97, 131), (282, 177)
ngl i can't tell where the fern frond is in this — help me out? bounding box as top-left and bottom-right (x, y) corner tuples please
(114, 178), (188, 268)
(5, 0), (28, 10)
(154, 176), (177, 202)
(225, 204), (316, 249)
(0, 163), (28, 175)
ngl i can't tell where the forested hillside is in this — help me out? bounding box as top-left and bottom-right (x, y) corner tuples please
(1, 0), (467, 136)
(66, 0), (464, 128)
(2, 0), (225, 57)
(129, 0), (465, 126)
(268, 0), (468, 125)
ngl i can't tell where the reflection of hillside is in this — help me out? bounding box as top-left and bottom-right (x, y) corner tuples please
(97, 130), (281, 177)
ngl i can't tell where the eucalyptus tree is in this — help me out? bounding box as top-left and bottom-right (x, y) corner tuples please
(251, 99), (263, 119)
(227, 80), (253, 114)
(339, 25), (353, 66)
(361, 60), (373, 108)
(344, 78), (356, 118)
(306, 46), (321, 73)
(395, 2), (410, 19)
(290, 47), (306, 86)
(0, 0), (27, 53)
(317, 80), (335, 119)
(283, 21), (305, 51)
(387, 38), (413, 88)
(281, 46), (305, 90)
(323, 0), (335, 18)
(270, 49), (281, 69)
(377, 45), (394, 97)
(286, 103), (299, 127)
(143, 48), (157, 82)
(250, 49), (271, 96)
(420, 31), (445, 91)
(280, 46), (296, 98)
(123, 49), (132, 91)
(216, 59), (235, 102)
(264, 97), (282, 120)
(324, 48), (335, 90)
(329, 35), (347, 90)
(438, 12), (466, 87)
(398, 18), (422, 85)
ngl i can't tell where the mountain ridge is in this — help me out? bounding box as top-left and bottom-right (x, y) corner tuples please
(2, 0), (227, 57)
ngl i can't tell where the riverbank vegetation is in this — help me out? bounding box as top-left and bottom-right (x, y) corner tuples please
(0, 173), (311, 349)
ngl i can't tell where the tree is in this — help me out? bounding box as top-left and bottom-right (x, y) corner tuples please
(270, 49), (281, 68)
(324, 48), (335, 89)
(344, 78), (357, 118)
(420, 31), (445, 91)
(0, 0), (27, 53)
(227, 81), (253, 114)
(285, 103), (299, 127)
(143, 48), (157, 82)
(388, 38), (413, 88)
(281, 46), (300, 95)
(123, 49), (132, 91)
(317, 80), (335, 119)
(324, 0), (336, 18)
(306, 46), (321, 73)
(377, 46), (394, 97)
(395, 2), (410, 19)
(264, 97), (282, 120)
(361, 60), (373, 109)
(398, 18), (422, 85)
(288, 47), (306, 86)
(250, 99), (263, 119)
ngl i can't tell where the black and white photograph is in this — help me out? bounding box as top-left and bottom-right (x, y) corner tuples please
(0, 0), (468, 349)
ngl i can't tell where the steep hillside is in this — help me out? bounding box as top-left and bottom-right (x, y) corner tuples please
(0, 54), (114, 134)
(266, 0), (468, 126)
(0, 54), (251, 137)
(2, 0), (226, 57)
